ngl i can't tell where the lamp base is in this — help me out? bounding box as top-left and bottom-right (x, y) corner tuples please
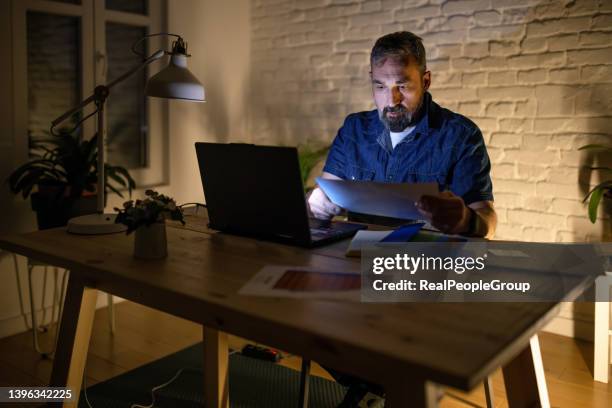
(67, 213), (127, 235)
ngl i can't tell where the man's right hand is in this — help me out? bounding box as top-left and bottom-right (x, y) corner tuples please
(308, 187), (341, 220)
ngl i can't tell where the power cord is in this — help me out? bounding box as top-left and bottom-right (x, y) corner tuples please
(130, 367), (201, 408)
(179, 202), (207, 208)
(179, 202), (207, 216)
(82, 372), (93, 408)
(81, 349), (238, 408)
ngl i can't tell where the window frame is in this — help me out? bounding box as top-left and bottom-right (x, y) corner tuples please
(11, 0), (169, 191)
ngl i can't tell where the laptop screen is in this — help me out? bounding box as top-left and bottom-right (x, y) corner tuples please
(195, 143), (311, 244)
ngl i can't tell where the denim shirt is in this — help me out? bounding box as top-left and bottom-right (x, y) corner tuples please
(322, 92), (494, 205)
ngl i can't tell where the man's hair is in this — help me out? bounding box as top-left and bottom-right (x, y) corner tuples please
(370, 31), (427, 74)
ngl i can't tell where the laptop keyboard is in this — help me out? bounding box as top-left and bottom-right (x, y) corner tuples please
(308, 218), (362, 238)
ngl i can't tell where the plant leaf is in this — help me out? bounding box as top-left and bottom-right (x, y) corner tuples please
(588, 187), (605, 223)
(107, 171), (128, 188)
(105, 182), (124, 198)
(584, 180), (612, 200)
(106, 164), (136, 196)
(578, 144), (612, 152)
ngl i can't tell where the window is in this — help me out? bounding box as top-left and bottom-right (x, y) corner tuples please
(26, 11), (82, 142)
(12, 0), (168, 189)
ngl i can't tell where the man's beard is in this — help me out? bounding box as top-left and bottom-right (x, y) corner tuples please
(380, 99), (422, 132)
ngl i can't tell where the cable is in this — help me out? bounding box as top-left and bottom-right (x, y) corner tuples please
(179, 202), (207, 216)
(82, 349), (239, 408)
(131, 33), (182, 58)
(82, 371), (93, 408)
(130, 349), (239, 408)
(179, 202), (207, 208)
(130, 367), (200, 408)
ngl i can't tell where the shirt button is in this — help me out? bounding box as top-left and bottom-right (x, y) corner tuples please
(387, 175), (393, 180)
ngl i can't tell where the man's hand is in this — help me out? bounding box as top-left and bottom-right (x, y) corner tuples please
(308, 187), (341, 220)
(415, 191), (471, 235)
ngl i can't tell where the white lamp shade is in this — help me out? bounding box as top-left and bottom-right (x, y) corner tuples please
(146, 54), (205, 101)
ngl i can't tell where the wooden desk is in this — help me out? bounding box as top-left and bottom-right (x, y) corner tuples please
(0, 214), (576, 407)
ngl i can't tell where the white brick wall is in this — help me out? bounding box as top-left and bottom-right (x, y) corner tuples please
(250, 0), (612, 242)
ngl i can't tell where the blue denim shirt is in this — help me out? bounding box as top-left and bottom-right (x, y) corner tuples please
(323, 92), (494, 205)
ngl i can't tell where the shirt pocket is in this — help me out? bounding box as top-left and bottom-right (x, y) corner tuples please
(403, 168), (448, 190)
(347, 165), (376, 181)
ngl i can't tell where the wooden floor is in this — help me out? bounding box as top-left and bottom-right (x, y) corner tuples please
(0, 300), (611, 408)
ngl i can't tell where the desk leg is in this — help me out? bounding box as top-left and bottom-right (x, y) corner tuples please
(502, 334), (550, 408)
(384, 378), (437, 408)
(203, 327), (229, 408)
(48, 275), (97, 408)
(594, 275), (611, 383)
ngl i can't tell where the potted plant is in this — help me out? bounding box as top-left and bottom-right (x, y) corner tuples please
(579, 144), (612, 223)
(114, 190), (185, 259)
(7, 130), (135, 229)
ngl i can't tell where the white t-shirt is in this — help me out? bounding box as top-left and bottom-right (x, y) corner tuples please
(389, 125), (416, 149)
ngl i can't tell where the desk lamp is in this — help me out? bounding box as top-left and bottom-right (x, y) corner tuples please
(50, 33), (205, 234)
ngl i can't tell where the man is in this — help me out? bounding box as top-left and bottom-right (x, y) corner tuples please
(308, 31), (497, 407)
(309, 31), (497, 239)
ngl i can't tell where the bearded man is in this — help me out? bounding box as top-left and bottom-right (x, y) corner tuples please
(308, 31), (497, 239)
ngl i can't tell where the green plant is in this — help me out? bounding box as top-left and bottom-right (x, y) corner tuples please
(579, 144), (612, 223)
(298, 146), (329, 191)
(8, 130), (135, 199)
(114, 190), (185, 234)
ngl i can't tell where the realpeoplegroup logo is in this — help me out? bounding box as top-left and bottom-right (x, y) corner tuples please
(361, 242), (610, 302)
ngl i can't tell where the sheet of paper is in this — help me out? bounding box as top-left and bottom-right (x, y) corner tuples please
(345, 223), (425, 257)
(345, 230), (391, 257)
(239, 265), (360, 301)
(316, 178), (438, 220)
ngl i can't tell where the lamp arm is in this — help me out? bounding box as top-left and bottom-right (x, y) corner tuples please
(105, 49), (166, 91)
(51, 49), (166, 128)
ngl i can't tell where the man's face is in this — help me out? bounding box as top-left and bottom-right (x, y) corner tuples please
(371, 56), (431, 132)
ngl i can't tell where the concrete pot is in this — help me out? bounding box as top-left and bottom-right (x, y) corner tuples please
(133, 221), (167, 260)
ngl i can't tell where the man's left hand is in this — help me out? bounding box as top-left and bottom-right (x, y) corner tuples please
(415, 191), (471, 235)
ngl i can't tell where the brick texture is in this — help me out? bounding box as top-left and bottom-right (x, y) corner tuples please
(250, 0), (612, 242)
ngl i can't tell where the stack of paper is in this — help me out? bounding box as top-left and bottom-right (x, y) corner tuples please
(316, 177), (438, 220)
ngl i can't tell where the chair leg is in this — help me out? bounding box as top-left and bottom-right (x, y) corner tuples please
(484, 376), (494, 408)
(12, 253), (31, 330)
(39, 267), (49, 332)
(27, 263), (44, 355)
(50, 268), (59, 329)
(108, 293), (116, 335)
(26, 261), (72, 358)
(298, 359), (311, 408)
(52, 269), (70, 357)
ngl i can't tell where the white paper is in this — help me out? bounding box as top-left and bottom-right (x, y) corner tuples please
(316, 178), (438, 220)
(345, 230), (393, 257)
(239, 265), (360, 301)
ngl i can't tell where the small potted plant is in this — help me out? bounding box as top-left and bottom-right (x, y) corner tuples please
(7, 130), (135, 229)
(114, 190), (185, 259)
(579, 144), (612, 223)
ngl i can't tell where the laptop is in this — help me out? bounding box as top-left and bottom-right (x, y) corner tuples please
(195, 142), (366, 247)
